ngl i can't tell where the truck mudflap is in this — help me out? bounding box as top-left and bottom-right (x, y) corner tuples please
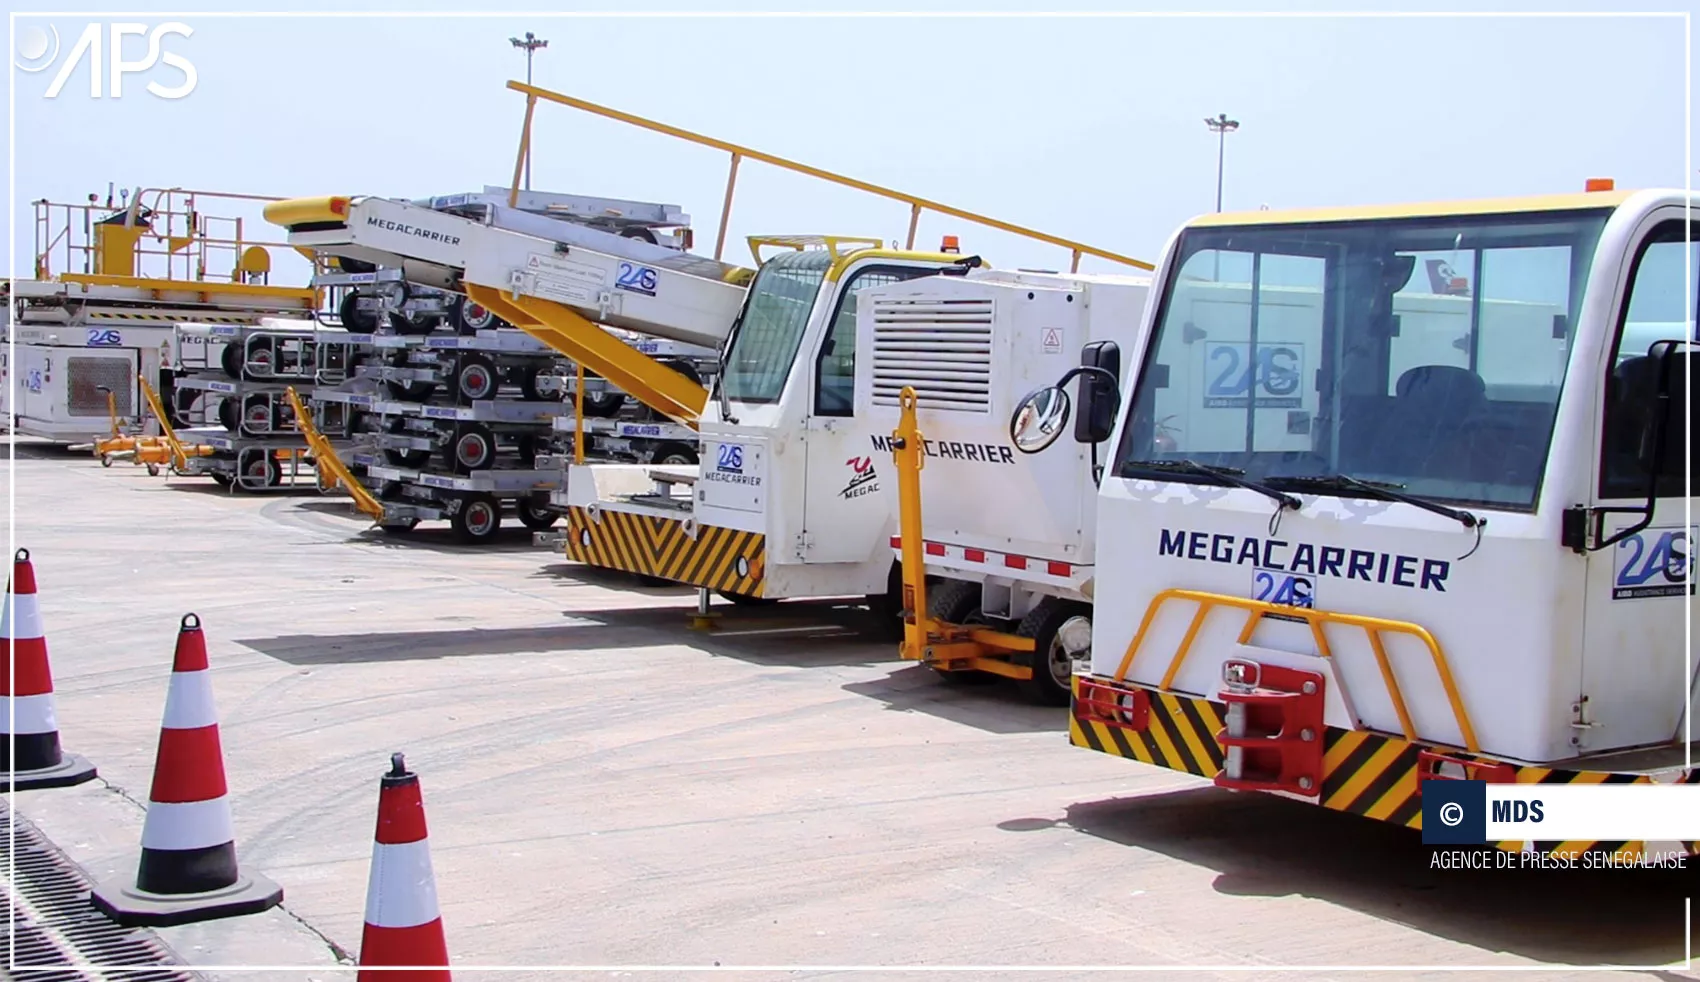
(562, 505), (765, 596)
(1070, 674), (1700, 861)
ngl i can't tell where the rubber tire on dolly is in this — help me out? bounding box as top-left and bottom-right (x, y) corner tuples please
(450, 295), (504, 336)
(1015, 598), (1088, 706)
(339, 291), (381, 333)
(652, 443), (697, 466)
(384, 348), (437, 402)
(234, 449), (281, 493)
(925, 580), (996, 685)
(239, 338), (276, 381)
(451, 494), (503, 545)
(444, 422), (498, 474)
(517, 495), (558, 531)
(454, 352), (499, 404)
(240, 394), (275, 437)
(384, 417), (432, 468)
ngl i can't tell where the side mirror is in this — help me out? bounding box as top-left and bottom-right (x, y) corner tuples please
(1010, 385), (1072, 454)
(1073, 340), (1121, 444)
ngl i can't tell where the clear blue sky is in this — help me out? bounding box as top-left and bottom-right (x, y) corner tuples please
(9, 2), (1693, 288)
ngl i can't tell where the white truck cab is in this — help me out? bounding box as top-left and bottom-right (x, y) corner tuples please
(1012, 184), (1697, 856)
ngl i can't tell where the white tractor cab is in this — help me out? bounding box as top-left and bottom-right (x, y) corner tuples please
(10, 189), (320, 445)
(1009, 182), (1698, 857)
(867, 268), (1152, 703)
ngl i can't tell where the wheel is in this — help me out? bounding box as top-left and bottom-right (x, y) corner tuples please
(926, 580), (997, 685)
(445, 422), (497, 474)
(382, 417), (432, 468)
(454, 352), (499, 404)
(578, 373), (625, 418)
(100, 454), (113, 468)
(339, 290), (380, 332)
(864, 562), (905, 641)
(146, 463), (161, 477)
(620, 227), (659, 245)
(240, 338), (276, 381)
(1014, 599), (1091, 706)
(384, 348), (437, 402)
(717, 590), (777, 606)
(211, 472), (233, 488)
(234, 450), (281, 492)
(240, 394), (275, 436)
(450, 495), (502, 545)
(451, 295), (503, 335)
(220, 342), (245, 380)
(336, 257), (377, 275)
(518, 366), (557, 402)
(216, 397), (240, 432)
(651, 443), (697, 466)
(516, 495), (558, 531)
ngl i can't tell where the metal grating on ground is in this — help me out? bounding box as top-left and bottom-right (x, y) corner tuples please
(1, 806), (201, 982)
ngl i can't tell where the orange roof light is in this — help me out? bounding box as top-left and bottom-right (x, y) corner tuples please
(329, 196), (350, 216)
(940, 235), (960, 254)
(1584, 178), (1614, 192)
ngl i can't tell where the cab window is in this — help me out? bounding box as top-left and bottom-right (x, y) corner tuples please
(812, 266), (937, 417)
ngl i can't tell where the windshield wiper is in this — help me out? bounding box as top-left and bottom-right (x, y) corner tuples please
(1263, 473), (1484, 530)
(1125, 459), (1301, 512)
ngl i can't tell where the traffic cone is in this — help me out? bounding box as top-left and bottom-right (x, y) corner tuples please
(359, 753), (450, 981)
(3, 548), (97, 791)
(91, 613), (282, 927)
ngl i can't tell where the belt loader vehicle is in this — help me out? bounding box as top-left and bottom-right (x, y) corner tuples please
(8, 189), (321, 445)
(997, 181), (1699, 858)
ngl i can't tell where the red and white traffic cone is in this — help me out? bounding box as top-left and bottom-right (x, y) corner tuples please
(359, 753), (450, 981)
(91, 613), (282, 927)
(3, 548), (97, 791)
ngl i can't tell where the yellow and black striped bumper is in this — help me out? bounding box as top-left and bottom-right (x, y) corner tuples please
(1069, 675), (1700, 860)
(563, 506), (765, 596)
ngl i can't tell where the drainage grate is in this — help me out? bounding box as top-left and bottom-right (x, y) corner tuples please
(1, 807), (202, 981)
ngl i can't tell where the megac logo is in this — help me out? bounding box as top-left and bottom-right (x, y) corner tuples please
(15, 23), (196, 99)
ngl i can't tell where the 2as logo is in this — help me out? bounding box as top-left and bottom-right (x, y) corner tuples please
(86, 328), (123, 347)
(16, 22), (196, 99)
(716, 443), (744, 473)
(841, 456), (878, 499)
(1203, 341), (1304, 409)
(1613, 526), (1695, 600)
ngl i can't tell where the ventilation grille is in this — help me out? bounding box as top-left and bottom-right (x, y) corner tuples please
(66, 357), (134, 418)
(0, 807), (200, 980)
(869, 298), (993, 412)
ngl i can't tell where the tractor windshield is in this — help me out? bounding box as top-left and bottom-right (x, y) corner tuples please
(1113, 207), (1612, 511)
(720, 248), (832, 404)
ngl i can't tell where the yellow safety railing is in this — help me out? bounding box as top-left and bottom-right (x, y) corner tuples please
(504, 82), (1154, 275)
(285, 387), (385, 521)
(33, 188), (302, 285)
(1113, 588), (1479, 753)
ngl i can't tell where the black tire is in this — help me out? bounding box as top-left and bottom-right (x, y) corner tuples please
(578, 373), (625, 418)
(454, 352), (499, 404)
(384, 348), (437, 402)
(241, 338), (276, 382)
(864, 561), (905, 641)
(717, 591), (777, 606)
(383, 417), (431, 468)
(234, 449), (281, 492)
(451, 295), (503, 335)
(339, 290), (380, 332)
(210, 472), (233, 488)
(620, 227), (659, 245)
(651, 443), (697, 466)
(240, 394), (274, 437)
(336, 257), (377, 274)
(450, 495), (502, 545)
(220, 342), (245, 380)
(518, 366), (556, 402)
(926, 580), (997, 685)
(516, 495), (558, 531)
(216, 398), (240, 432)
(1015, 600), (1090, 706)
(445, 422), (497, 474)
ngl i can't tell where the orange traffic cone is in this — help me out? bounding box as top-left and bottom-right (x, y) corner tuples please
(359, 753), (450, 981)
(3, 548), (97, 791)
(91, 614), (282, 926)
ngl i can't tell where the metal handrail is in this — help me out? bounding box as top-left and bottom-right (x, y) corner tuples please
(504, 81), (1153, 275)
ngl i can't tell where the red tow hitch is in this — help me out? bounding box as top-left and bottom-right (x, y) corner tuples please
(1415, 749), (1516, 785)
(1213, 659), (1327, 797)
(1074, 678), (1151, 731)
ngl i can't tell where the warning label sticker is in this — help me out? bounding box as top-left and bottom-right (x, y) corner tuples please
(525, 253), (606, 307)
(1041, 327), (1063, 353)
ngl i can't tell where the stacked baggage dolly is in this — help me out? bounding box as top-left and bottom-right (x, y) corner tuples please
(165, 319), (363, 491)
(301, 187), (715, 545)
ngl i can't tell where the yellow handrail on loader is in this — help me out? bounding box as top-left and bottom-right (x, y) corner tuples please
(284, 387), (385, 521)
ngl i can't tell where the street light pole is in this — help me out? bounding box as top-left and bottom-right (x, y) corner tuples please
(510, 31), (549, 190)
(1204, 113), (1240, 213)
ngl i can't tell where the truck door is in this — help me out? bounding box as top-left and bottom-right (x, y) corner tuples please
(17, 347), (55, 424)
(800, 264), (936, 563)
(1579, 211), (1698, 753)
